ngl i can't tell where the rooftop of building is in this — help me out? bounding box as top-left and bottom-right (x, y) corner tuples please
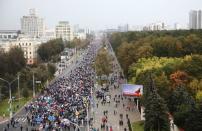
(58, 21), (70, 25)
(0, 30), (20, 34)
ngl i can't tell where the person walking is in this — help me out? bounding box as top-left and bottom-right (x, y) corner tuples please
(20, 124), (23, 131)
(109, 126), (113, 131)
(7, 123), (9, 129)
(3, 127), (7, 131)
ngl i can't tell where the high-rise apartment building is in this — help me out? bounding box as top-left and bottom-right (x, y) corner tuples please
(189, 10), (202, 29)
(198, 10), (202, 29)
(55, 21), (73, 41)
(21, 9), (44, 38)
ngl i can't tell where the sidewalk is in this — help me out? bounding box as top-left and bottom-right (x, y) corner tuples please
(89, 40), (141, 130)
(91, 84), (141, 131)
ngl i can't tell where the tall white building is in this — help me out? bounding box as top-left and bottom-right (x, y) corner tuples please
(198, 10), (202, 29)
(72, 25), (87, 40)
(189, 10), (202, 29)
(55, 21), (73, 41)
(21, 9), (44, 38)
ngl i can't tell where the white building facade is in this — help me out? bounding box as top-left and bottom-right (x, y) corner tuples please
(16, 37), (41, 64)
(21, 9), (44, 38)
(0, 37), (41, 65)
(0, 30), (19, 41)
(143, 22), (166, 31)
(40, 28), (56, 43)
(55, 21), (73, 41)
(73, 28), (87, 40)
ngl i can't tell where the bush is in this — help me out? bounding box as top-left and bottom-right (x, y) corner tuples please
(48, 63), (56, 76)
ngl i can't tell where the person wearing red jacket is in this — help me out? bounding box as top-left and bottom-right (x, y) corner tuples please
(109, 126), (113, 131)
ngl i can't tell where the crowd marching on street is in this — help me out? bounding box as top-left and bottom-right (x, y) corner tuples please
(3, 42), (100, 131)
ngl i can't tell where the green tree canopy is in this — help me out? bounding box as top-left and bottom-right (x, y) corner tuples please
(94, 47), (113, 77)
(0, 47), (26, 77)
(144, 77), (170, 131)
(38, 38), (64, 62)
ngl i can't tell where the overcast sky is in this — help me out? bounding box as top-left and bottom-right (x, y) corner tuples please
(0, 0), (202, 30)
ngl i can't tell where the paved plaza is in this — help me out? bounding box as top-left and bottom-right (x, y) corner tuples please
(91, 83), (141, 131)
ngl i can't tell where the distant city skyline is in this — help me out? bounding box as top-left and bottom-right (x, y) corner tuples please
(0, 0), (202, 30)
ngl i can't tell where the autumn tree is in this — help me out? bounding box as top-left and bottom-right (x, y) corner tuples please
(180, 55), (202, 79)
(116, 42), (137, 75)
(170, 71), (188, 88)
(94, 47), (113, 77)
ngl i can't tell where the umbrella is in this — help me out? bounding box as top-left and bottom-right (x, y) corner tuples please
(35, 116), (43, 124)
(48, 115), (56, 121)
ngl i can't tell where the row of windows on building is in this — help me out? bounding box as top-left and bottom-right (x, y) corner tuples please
(19, 43), (32, 46)
(0, 35), (17, 39)
(24, 55), (32, 59)
(24, 51), (32, 55)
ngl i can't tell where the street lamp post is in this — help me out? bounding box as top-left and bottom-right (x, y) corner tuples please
(75, 47), (77, 62)
(33, 72), (35, 98)
(17, 73), (20, 106)
(0, 77), (18, 119)
(86, 103), (89, 131)
(8, 83), (12, 118)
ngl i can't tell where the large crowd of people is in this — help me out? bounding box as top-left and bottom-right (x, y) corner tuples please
(25, 43), (99, 130)
(2, 40), (138, 131)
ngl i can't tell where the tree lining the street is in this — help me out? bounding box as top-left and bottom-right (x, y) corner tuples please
(93, 47), (113, 84)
